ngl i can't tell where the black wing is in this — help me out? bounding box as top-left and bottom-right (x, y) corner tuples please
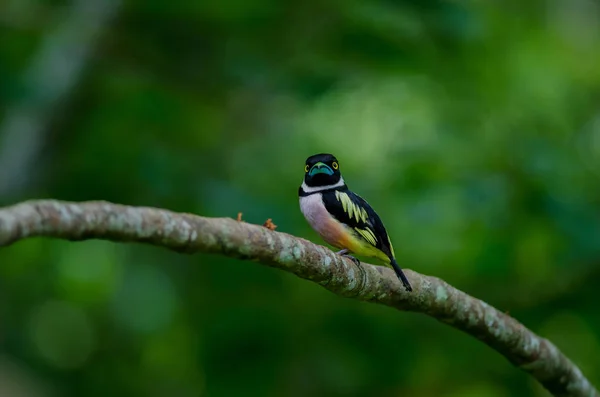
(321, 188), (395, 259)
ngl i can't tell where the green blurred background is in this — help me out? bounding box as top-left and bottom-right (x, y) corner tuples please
(1, 0), (600, 396)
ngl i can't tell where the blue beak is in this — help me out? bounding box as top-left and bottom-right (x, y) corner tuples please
(309, 162), (334, 176)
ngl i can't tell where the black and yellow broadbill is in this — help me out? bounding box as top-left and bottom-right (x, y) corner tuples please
(298, 153), (412, 292)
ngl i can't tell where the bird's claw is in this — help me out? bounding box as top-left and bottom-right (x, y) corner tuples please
(336, 249), (360, 266)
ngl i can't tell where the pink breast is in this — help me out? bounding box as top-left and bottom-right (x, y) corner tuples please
(300, 195), (351, 249)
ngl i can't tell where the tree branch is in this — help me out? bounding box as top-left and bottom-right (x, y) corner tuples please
(0, 200), (596, 397)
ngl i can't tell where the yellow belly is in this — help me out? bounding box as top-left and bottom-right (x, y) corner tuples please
(329, 224), (391, 265)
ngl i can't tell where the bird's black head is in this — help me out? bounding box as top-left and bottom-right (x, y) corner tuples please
(303, 153), (342, 187)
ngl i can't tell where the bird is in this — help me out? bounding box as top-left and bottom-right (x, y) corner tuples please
(298, 153), (412, 292)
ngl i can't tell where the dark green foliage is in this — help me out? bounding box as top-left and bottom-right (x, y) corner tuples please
(1, 0), (600, 396)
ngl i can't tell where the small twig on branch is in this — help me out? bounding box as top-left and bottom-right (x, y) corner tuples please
(0, 200), (596, 397)
(263, 218), (277, 230)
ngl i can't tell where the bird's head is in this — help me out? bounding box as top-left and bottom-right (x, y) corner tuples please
(303, 153), (341, 187)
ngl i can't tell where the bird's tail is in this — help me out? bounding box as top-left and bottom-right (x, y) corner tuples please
(390, 258), (413, 292)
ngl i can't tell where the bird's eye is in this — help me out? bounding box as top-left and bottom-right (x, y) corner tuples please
(305, 164), (309, 173)
(332, 162), (339, 170)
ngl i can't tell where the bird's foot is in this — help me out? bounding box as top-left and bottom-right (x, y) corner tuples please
(336, 249), (360, 266)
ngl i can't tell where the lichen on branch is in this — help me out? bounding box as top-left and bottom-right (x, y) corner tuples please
(0, 199), (597, 397)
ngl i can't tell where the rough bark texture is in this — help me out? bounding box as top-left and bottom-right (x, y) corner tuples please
(0, 199), (597, 397)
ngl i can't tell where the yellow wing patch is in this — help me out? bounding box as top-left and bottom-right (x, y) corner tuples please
(334, 191), (380, 248)
(335, 191), (368, 223)
(354, 227), (377, 246)
(387, 236), (395, 257)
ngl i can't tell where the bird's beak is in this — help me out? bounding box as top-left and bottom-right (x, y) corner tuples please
(309, 162), (334, 176)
